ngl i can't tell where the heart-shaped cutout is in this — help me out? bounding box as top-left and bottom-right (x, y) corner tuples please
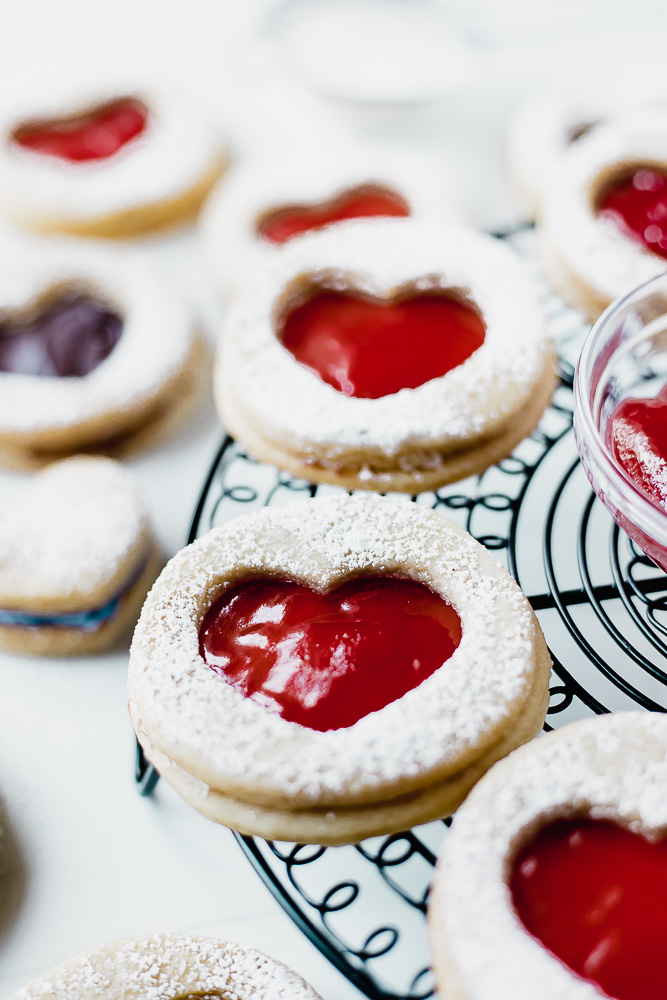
(280, 289), (486, 398)
(599, 167), (667, 260)
(13, 97), (147, 162)
(609, 383), (667, 510)
(511, 817), (667, 1000)
(257, 185), (409, 244)
(199, 575), (462, 731)
(0, 292), (123, 378)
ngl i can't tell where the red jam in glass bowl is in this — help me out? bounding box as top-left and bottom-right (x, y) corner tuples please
(511, 817), (667, 1000)
(199, 575), (462, 732)
(574, 272), (667, 573)
(281, 290), (486, 399)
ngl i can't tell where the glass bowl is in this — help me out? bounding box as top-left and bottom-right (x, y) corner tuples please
(574, 272), (667, 573)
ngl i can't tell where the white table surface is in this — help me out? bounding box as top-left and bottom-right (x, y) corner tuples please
(2, 2), (667, 997)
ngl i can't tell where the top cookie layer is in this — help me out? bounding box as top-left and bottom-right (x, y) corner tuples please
(217, 217), (551, 460)
(429, 711), (667, 1000)
(129, 493), (547, 809)
(9, 932), (321, 999)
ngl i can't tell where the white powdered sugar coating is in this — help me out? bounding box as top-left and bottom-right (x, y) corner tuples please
(540, 106), (667, 304)
(430, 711), (667, 1000)
(128, 494), (542, 807)
(9, 932), (322, 999)
(200, 145), (464, 293)
(0, 456), (149, 610)
(217, 218), (551, 458)
(0, 77), (224, 224)
(507, 83), (667, 215)
(0, 239), (195, 438)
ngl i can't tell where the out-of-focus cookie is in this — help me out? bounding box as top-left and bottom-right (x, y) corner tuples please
(200, 146), (462, 294)
(0, 456), (161, 655)
(539, 107), (667, 319)
(428, 711), (667, 1000)
(0, 240), (206, 469)
(8, 932), (322, 999)
(129, 493), (551, 845)
(507, 82), (666, 217)
(215, 217), (556, 493)
(0, 80), (226, 237)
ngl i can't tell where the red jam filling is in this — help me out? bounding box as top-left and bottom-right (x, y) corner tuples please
(199, 576), (462, 732)
(599, 168), (667, 260)
(258, 186), (409, 244)
(609, 384), (667, 511)
(281, 291), (486, 399)
(13, 98), (147, 162)
(511, 818), (667, 1000)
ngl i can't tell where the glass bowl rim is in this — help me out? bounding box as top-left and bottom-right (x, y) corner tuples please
(574, 268), (667, 547)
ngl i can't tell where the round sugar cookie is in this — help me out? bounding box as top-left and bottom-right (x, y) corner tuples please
(539, 107), (667, 320)
(8, 932), (322, 999)
(0, 79), (226, 237)
(428, 711), (667, 1000)
(0, 456), (161, 656)
(200, 146), (463, 294)
(128, 493), (551, 845)
(0, 240), (206, 468)
(215, 217), (556, 493)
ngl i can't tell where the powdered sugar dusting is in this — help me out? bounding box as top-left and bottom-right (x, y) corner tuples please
(200, 146), (464, 293)
(541, 107), (667, 306)
(0, 240), (195, 439)
(128, 494), (546, 807)
(0, 456), (150, 610)
(10, 932), (321, 999)
(0, 76), (225, 224)
(430, 711), (667, 1000)
(217, 218), (551, 459)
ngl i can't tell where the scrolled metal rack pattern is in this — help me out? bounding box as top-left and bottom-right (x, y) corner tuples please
(136, 228), (667, 1000)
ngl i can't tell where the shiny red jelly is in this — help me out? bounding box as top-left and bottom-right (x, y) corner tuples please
(599, 168), (667, 260)
(281, 291), (486, 399)
(13, 98), (147, 162)
(511, 817), (667, 1000)
(258, 186), (409, 244)
(199, 576), (462, 732)
(609, 384), (667, 511)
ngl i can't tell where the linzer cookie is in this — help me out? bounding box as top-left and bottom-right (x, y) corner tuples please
(200, 147), (462, 293)
(0, 79), (226, 237)
(128, 494), (551, 845)
(428, 711), (667, 1000)
(539, 107), (667, 319)
(0, 456), (160, 655)
(8, 932), (322, 999)
(215, 217), (556, 493)
(506, 82), (666, 217)
(0, 241), (205, 468)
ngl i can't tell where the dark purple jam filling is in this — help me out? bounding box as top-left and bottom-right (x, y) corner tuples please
(0, 294), (123, 377)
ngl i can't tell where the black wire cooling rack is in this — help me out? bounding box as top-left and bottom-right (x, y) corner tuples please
(135, 226), (667, 1000)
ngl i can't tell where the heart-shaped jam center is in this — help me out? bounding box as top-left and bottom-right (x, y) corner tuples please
(258, 185), (409, 244)
(199, 576), (461, 732)
(511, 817), (667, 1000)
(0, 294), (123, 377)
(281, 290), (486, 398)
(13, 98), (147, 162)
(598, 168), (667, 260)
(608, 385), (667, 510)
